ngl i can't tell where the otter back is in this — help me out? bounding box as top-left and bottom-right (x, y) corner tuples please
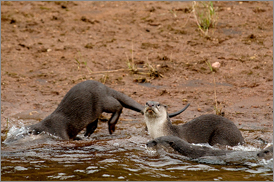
(144, 101), (244, 146)
(26, 81), (189, 140)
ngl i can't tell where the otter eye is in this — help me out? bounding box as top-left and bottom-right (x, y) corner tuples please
(264, 150), (269, 154)
(157, 104), (160, 108)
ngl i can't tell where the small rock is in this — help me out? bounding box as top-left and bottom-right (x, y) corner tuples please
(212, 62), (220, 68)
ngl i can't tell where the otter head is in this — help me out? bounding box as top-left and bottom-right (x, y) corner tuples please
(257, 144), (273, 159)
(3, 125), (42, 145)
(144, 101), (171, 139)
(144, 101), (167, 119)
(146, 136), (177, 152)
(27, 125), (43, 135)
(147, 137), (175, 148)
(146, 140), (158, 148)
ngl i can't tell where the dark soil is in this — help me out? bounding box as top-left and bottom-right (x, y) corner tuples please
(1, 1), (273, 143)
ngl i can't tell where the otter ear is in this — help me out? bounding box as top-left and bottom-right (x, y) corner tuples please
(163, 105), (168, 108)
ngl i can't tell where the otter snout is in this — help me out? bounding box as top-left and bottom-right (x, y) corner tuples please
(144, 101), (166, 119)
(145, 101), (160, 115)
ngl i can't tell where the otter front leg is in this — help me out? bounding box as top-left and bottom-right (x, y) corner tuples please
(84, 119), (99, 137)
(108, 109), (123, 134)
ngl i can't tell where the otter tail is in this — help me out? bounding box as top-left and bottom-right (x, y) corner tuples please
(111, 89), (145, 114)
(168, 103), (190, 118)
(112, 89), (190, 117)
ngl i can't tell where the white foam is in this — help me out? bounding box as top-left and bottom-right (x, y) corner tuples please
(227, 145), (259, 152)
(3, 126), (29, 144)
(3, 125), (59, 146)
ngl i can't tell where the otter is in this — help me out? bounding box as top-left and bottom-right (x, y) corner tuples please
(147, 136), (274, 161)
(257, 144), (273, 159)
(23, 81), (189, 140)
(146, 136), (229, 158)
(144, 101), (245, 146)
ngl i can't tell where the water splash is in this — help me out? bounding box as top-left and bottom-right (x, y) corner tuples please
(3, 125), (29, 144)
(3, 124), (60, 146)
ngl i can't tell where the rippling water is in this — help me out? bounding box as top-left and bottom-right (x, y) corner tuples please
(1, 120), (273, 181)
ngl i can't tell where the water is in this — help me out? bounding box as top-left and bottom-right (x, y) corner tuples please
(1, 120), (273, 181)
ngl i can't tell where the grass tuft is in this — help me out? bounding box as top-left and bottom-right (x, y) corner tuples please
(192, 1), (218, 37)
(75, 52), (92, 74)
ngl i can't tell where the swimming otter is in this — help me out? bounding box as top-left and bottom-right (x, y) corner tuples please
(144, 101), (245, 146)
(146, 136), (229, 158)
(24, 81), (189, 140)
(147, 136), (274, 161)
(257, 144), (273, 159)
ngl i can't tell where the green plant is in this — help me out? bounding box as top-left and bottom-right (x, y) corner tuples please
(75, 52), (92, 74)
(125, 43), (164, 80)
(192, 1), (217, 36)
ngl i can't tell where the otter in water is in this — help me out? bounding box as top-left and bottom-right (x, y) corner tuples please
(147, 136), (273, 161)
(146, 136), (229, 158)
(144, 101), (244, 146)
(19, 81), (189, 140)
(257, 144), (273, 159)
